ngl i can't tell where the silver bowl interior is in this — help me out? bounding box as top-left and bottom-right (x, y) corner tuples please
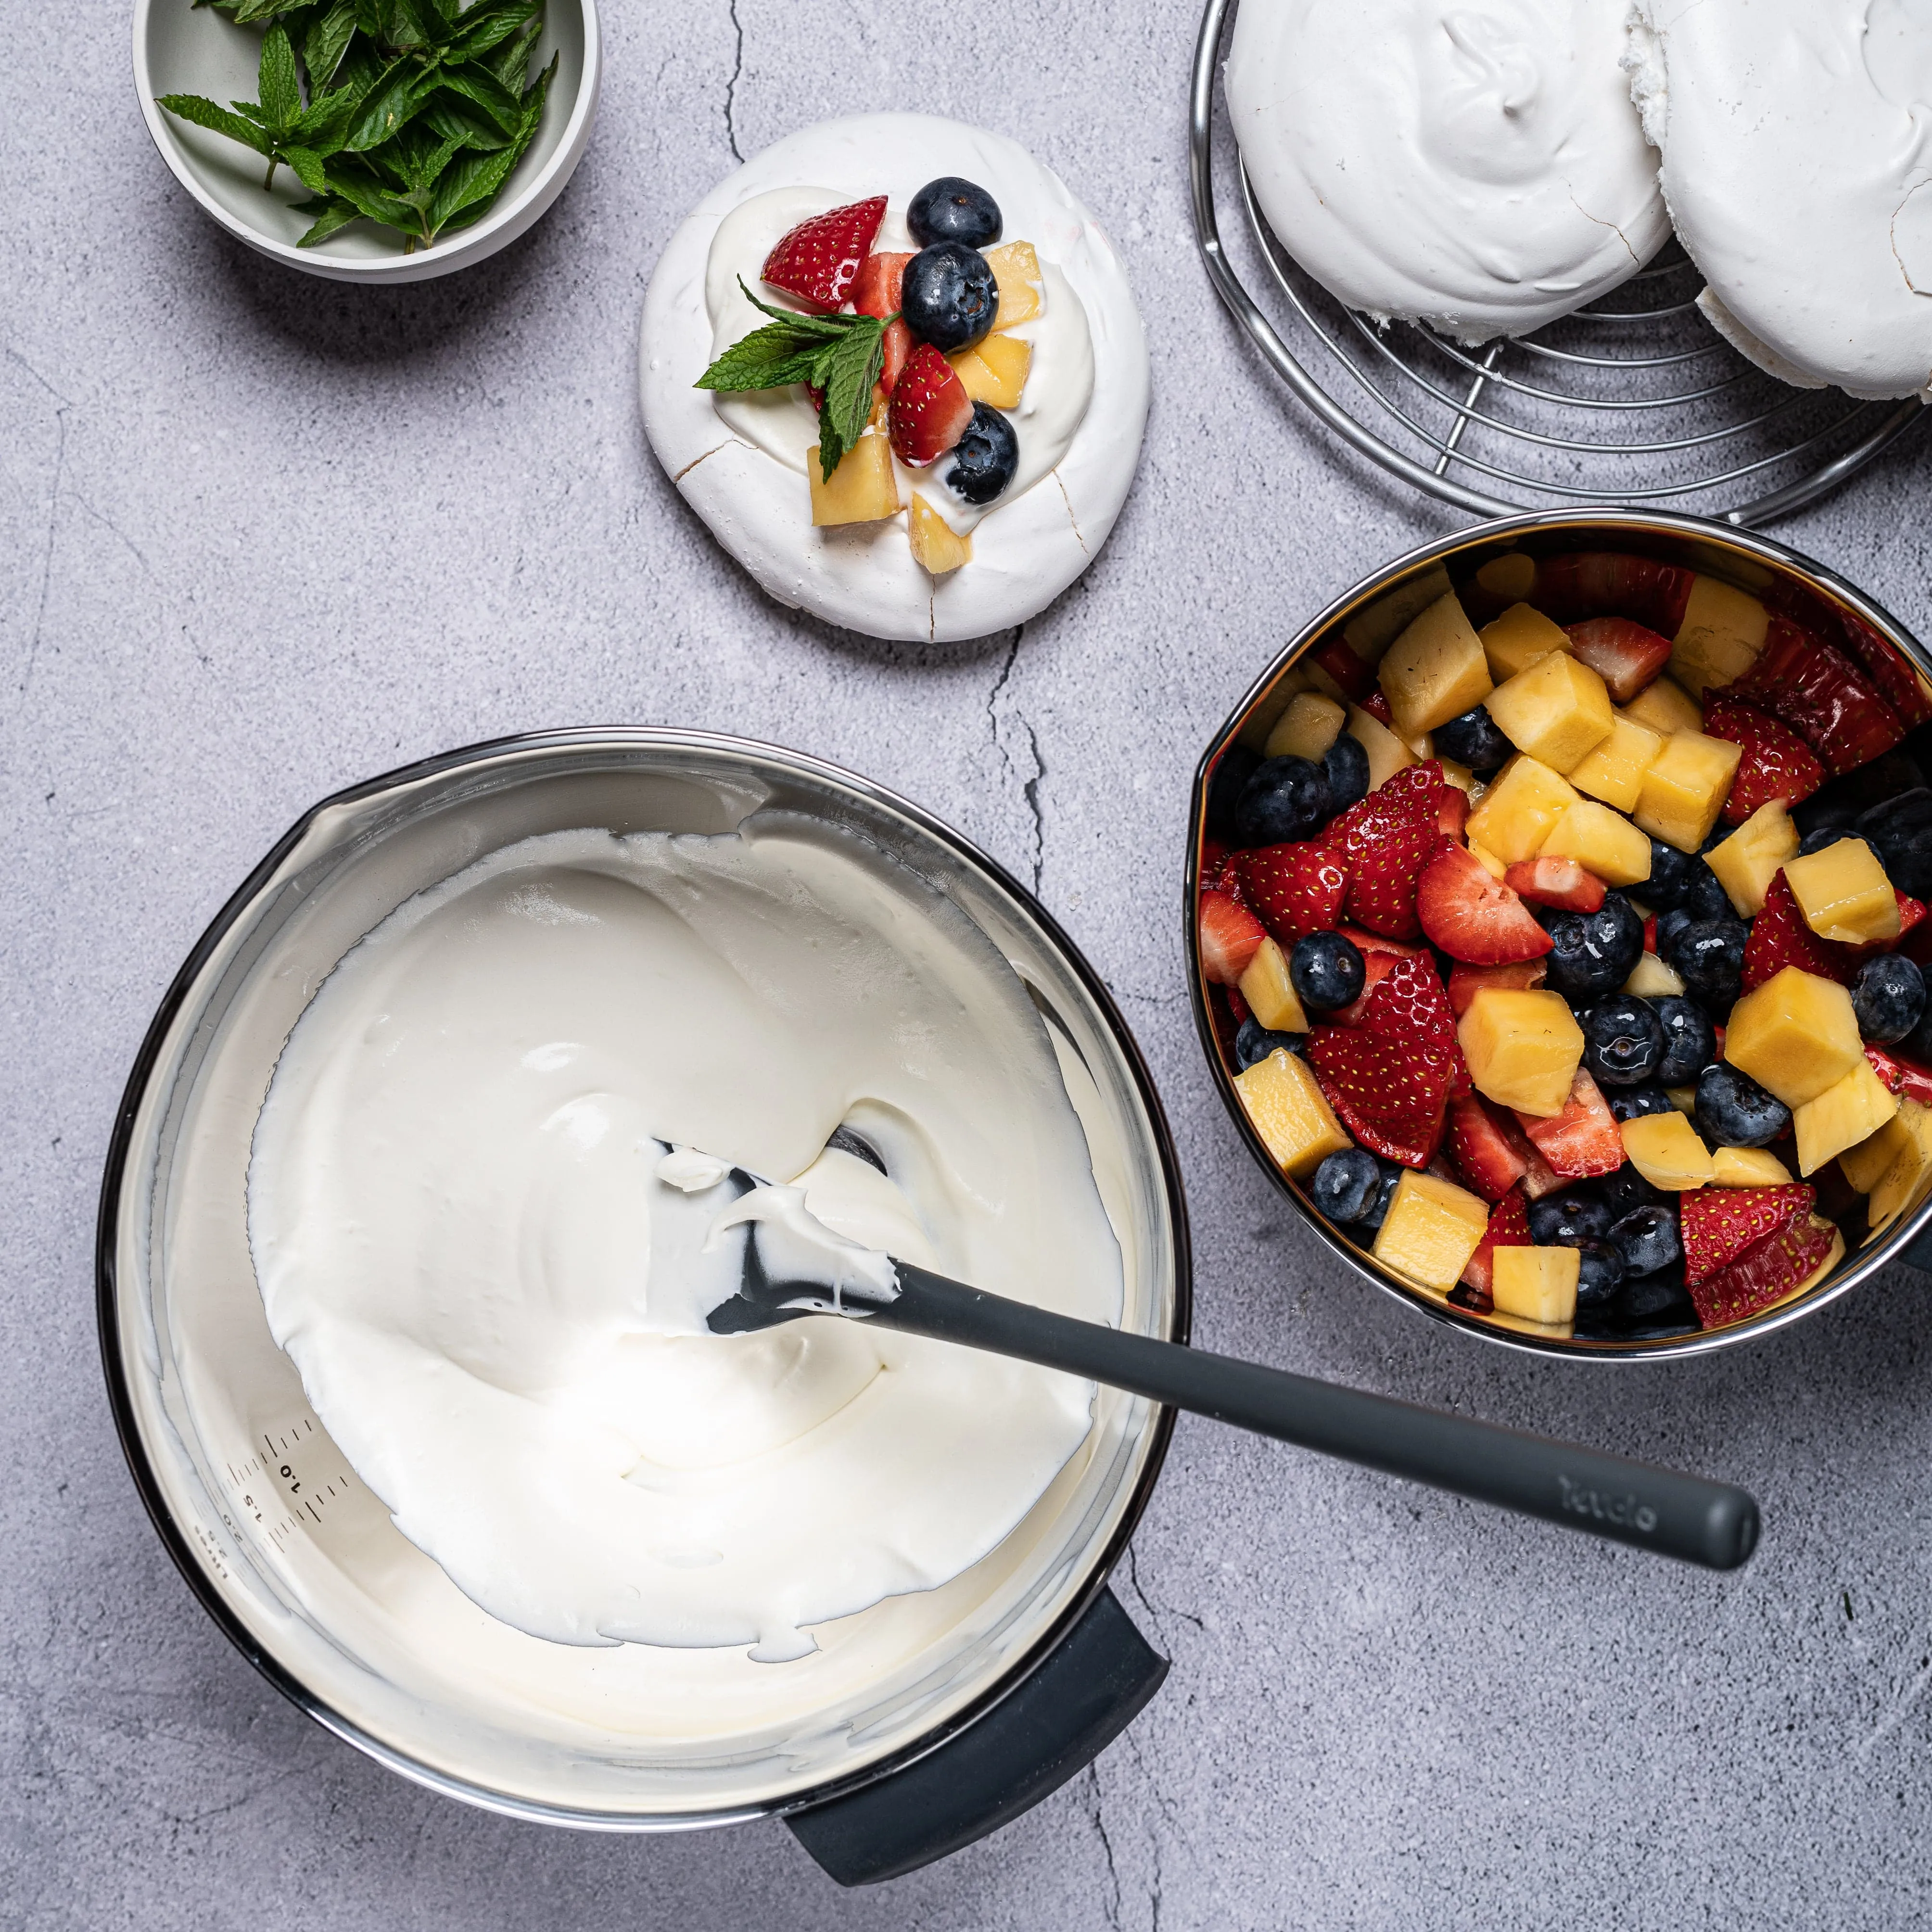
(1190, 510), (1932, 1360)
(102, 730), (1184, 1824)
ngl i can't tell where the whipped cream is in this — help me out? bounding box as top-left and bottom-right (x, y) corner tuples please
(246, 820), (1123, 1662)
(1626, 0), (1932, 399)
(1226, 0), (1669, 343)
(640, 114), (1150, 642)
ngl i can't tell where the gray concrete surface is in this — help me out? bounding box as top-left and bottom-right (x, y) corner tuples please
(9, 0), (1932, 1925)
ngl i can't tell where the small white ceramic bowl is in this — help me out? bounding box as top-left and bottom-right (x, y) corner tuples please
(132, 0), (599, 283)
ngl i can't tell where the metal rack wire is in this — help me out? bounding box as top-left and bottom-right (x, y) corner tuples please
(1188, 0), (1926, 526)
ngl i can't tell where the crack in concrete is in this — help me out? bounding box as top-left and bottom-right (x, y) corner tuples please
(1086, 1763), (1124, 1931)
(722, 0), (745, 162)
(986, 626), (1046, 895)
(18, 403), (69, 702)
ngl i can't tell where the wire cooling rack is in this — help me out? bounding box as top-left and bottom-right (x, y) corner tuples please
(1188, 0), (1926, 527)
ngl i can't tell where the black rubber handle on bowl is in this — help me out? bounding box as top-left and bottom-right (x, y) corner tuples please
(870, 1266), (1759, 1571)
(785, 1586), (1166, 1886)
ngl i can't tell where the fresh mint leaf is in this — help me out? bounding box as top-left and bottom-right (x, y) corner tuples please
(418, 95), (508, 149)
(321, 161), (417, 228)
(429, 52), (551, 237)
(733, 278), (850, 339)
(449, 0), (537, 64)
(259, 23), (301, 129)
(304, 0), (358, 89)
(695, 325), (831, 394)
(156, 92), (274, 155)
(283, 144), (332, 194)
(296, 196), (363, 245)
(815, 319), (887, 480)
(422, 136), (518, 232)
(229, 0), (306, 24)
(294, 80), (360, 151)
(484, 13), (540, 88)
(437, 60), (521, 133)
(343, 58), (435, 149)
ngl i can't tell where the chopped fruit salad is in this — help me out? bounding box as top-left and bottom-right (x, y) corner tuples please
(1197, 547), (1932, 1342)
(694, 175), (1042, 579)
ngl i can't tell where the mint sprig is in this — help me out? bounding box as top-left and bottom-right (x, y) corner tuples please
(696, 280), (890, 483)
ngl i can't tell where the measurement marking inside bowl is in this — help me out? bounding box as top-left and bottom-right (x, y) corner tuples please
(224, 1414), (357, 1549)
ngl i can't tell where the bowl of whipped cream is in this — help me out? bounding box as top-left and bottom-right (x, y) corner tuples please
(99, 729), (1185, 1878)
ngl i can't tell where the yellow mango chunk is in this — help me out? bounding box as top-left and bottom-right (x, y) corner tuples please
(907, 495), (970, 575)
(1373, 1171), (1491, 1294)
(1792, 1060), (1898, 1176)
(1468, 840), (1507, 880)
(1377, 593), (1494, 740)
(1236, 671), (1312, 755)
(808, 433), (900, 526)
(949, 331), (1030, 409)
(1670, 576), (1769, 697)
(1465, 755), (1579, 864)
(1621, 675), (1703, 737)
(1486, 650), (1615, 774)
(1706, 800), (1799, 918)
(1238, 937), (1309, 1034)
(1620, 1111), (1716, 1191)
(1474, 554), (1537, 606)
(1233, 1049), (1350, 1180)
(1440, 758), (1476, 793)
(985, 241), (1042, 329)
(1342, 567), (1455, 665)
(1458, 988), (1585, 1117)
(1841, 1114), (1912, 1194)
(1783, 838), (1900, 945)
(1625, 951), (1686, 999)
(1539, 799), (1652, 888)
(1478, 602), (1571, 683)
(1725, 966), (1865, 1108)
(1492, 1245), (1581, 1325)
(1265, 691), (1347, 763)
(1712, 1146), (1794, 1187)
(1633, 730), (1742, 853)
(1345, 705), (1418, 789)
(1666, 1084), (1698, 1115)
(1569, 712), (1665, 813)
(1868, 1098), (1932, 1234)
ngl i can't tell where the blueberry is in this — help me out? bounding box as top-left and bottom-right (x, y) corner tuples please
(1684, 865), (1733, 921)
(1235, 757), (1331, 845)
(1290, 932), (1365, 1012)
(1575, 1239), (1627, 1309)
(1654, 907), (1693, 955)
(1321, 732), (1370, 816)
(1851, 953), (1926, 1043)
(1600, 1163), (1665, 1216)
(1617, 1265), (1699, 1336)
(1234, 1017), (1304, 1070)
(1799, 825), (1853, 856)
(1527, 1191), (1612, 1246)
(1582, 995), (1664, 1086)
(1659, 916), (1748, 1004)
(1607, 1203), (1680, 1277)
(1695, 1063), (1791, 1148)
(943, 402), (1019, 505)
(1310, 1146), (1383, 1223)
(1643, 840), (1702, 911)
(1206, 745), (1261, 841)
(907, 176), (1002, 250)
(1856, 788), (1932, 899)
(1432, 705), (1511, 772)
(1793, 796), (1860, 841)
(1357, 1164), (1403, 1232)
(899, 241), (998, 352)
(1543, 892), (1644, 1000)
(1653, 995), (1716, 1085)
(1607, 1084), (1674, 1122)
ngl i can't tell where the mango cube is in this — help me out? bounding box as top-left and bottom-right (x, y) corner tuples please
(1666, 1085), (1698, 1114)
(1625, 951), (1686, 999)
(1670, 575), (1769, 697)
(1620, 1111), (1716, 1190)
(1468, 839), (1508, 880)
(985, 241), (1042, 329)
(1568, 712), (1664, 813)
(1620, 675), (1703, 737)
(1233, 1048), (1350, 1179)
(1725, 966), (1865, 1108)
(808, 433), (900, 526)
(949, 331), (1030, 408)
(1458, 989), (1585, 1117)
(1868, 1098), (1932, 1234)
(1706, 800), (1799, 918)
(1377, 593), (1494, 740)
(908, 495), (970, 574)
(1713, 1145), (1794, 1187)
(1474, 554), (1537, 606)
(1238, 937), (1309, 1034)
(1440, 758), (1476, 794)
(1478, 602), (1571, 683)
(1265, 692), (1347, 763)
(1539, 800), (1652, 888)
(1841, 1114), (1912, 1194)
(1343, 567), (1455, 664)
(1792, 1060), (1898, 1176)
(1783, 838), (1900, 945)
(1372, 1171), (1491, 1294)
(1491, 1245), (1581, 1325)
(1465, 755), (1579, 864)
(1632, 730), (1742, 852)
(1345, 705), (1417, 789)
(1485, 650), (1615, 773)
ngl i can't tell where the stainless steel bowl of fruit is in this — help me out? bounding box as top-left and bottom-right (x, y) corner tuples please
(1189, 510), (1932, 1358)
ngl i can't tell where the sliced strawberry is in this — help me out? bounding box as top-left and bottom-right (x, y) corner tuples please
(1307, 1028), (1448, 1167)
(1446, 957), (1548, 1016)
(888, 343), (973, 466)
(1307, 636), (1376, 704)
(1518, 1141), (1567, 1200)
(1834, 609), (1932, 730)
(1564, 618), (1673, 705)
(1235, 842), (1350, 946)
(1200, 837), (1232, 888)
(1741, 870), (1850, 991)
(1529, 552), (1695, 634)
(1643, 913), (1657, 954)
(1418, 843), (1552, 964)
(1340, 927), (1422, 957)
(1730, 617), (1905, 776)
(1701, 696), (1826, 826)
(1198, 889), (1265, 986)
(851, 249), (912, 319)
(1361, 689), (1396, 727)
(1437, 785), (1469, 839)
(1680, 1183), (1816, 1284)
(1514, 1070), (1622, 1179)
(1225, 981), (1252, 1027)
(1687, 1211), (1836, 1328)
(1866, 1043), (1906, 1094)
(1459, 1183), (1530, 1298)
(762, 196), (887, 313)
(1503, 854), (1606, 915)
(1330, 948), (1400, 1027)
(1360, 950), (1471, 1099)
(1322, 763), (1444, 941)
(1447, 1093), (1529, 1201)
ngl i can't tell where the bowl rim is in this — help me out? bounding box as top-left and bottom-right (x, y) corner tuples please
(1188, 507), (1932, 1362)
(129, 0), (601, 281)
(97, 724), (1191, 1828)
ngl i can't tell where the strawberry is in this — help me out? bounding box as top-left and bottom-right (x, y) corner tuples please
(1341, 927), (1422, 957)
(1741, 870), (1848, 991)
(1871, 1044), (1932, 1106)
(1680, 1182), (1816, 1283)
(1200, 837), (1232, 889)
(1235, 841), (1350, 946)
(1503, 854), (1605, 915)
(1446, 957), (1547, 1016)
(1418, 842), (1552, 964)
(1437, 785), (1469, 839)
(1306, 636), (1377, 703)
(1225, 982), (1252, 1027)
(1517, 1140), (1567, 1200)
(1833, 608), (1932, 731)
(1458, 1183), (1530, 1299)
(1514, 1070), (1622, 1178)
(1447, 1093), (1529, 1201)
(762, 196), (888, 313)
(1361, 950), (1471, 1097)
(1731, 617), (1905, 776)
(1701, 696), (1825, 825)
(1361, 689), (1396, 727)
(888, 343), (974, 466)
(1198, 890), (1265, 985)
(1866, 1043), (1906, 1094)
(852, 250), (915, 398)
(1687, 1212), (1836, 1329)
(1322, 763), (1444, 941)
(1564, 618), (1673, 705)
(1529, 552), (1695, 634)
(1308, 951), (1465, 1164)
(1643, 913), (1657, 954)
